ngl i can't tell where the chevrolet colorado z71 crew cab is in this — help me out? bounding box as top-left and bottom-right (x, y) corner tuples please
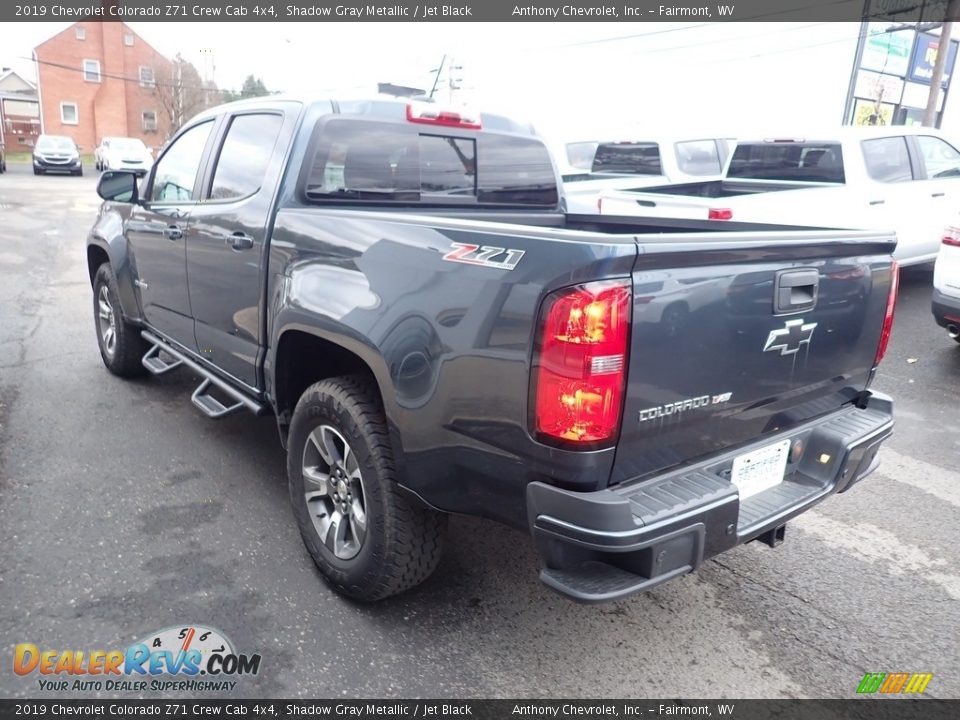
(88, 97), (897, 603)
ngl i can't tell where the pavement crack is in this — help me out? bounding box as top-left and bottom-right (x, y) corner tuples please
(710, 556), (845, 626)
(0, 350), (85, 370)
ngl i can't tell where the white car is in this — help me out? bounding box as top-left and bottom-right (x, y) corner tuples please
(933, 223), (960, 342)
(598, 126), (960, 266)
(557, 137), (735, 213)
(95, 137), (153, 176)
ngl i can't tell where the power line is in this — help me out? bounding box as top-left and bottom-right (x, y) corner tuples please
(21, 55), (265, 96)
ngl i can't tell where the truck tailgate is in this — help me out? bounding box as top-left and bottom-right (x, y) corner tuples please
(610, 230), (897, 485)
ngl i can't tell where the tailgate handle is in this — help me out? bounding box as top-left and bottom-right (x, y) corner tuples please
(774, 269), (819, 314)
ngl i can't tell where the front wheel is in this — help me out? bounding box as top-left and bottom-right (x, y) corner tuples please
(287, 375), (447, 601)
(92, 263), (149, 377)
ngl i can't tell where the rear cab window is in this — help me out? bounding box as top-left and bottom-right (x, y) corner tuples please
(591, 142), (662, 175)
(727, 141), (845, 183)
(302, 117), (558, 207)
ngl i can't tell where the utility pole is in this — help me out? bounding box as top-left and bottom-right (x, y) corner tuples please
(923, 0), (960, 126)
(447, 59), (463, 102)
(175, 55), (183, 130)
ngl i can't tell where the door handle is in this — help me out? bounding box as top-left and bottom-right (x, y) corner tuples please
(773, 268), (819, 314)
(164, 225), (183, 240)
(226, 232), (254, 250)
(932, 192), (946, 198)
(869, 200), (885, 206)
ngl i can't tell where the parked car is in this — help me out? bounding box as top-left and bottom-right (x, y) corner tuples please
(598, 126), (960, 266)
(88, 96), (896, 603)
(32, 134), (82, 176)
(95, 137), (153, 176)
(559, 136), (735, 213)
(0, 142), (6, 173)
(932, 223), (960, 342)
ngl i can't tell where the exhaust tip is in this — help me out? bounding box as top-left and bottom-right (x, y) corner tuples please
(948, 324), (960, 339)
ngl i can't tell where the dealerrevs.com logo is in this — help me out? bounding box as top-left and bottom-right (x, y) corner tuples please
(14, 625), (261, 693)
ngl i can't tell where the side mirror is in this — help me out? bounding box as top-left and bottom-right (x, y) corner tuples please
(97, 170), (139, 203)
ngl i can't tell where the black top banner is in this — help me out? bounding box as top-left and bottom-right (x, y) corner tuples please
(2, 0), (956, 23)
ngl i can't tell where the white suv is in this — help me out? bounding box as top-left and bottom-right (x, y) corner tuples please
(932, 223), (960, 342)
(95, 137), (153, 176)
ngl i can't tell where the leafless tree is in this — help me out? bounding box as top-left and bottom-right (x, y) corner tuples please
(153, 53), (221, 138)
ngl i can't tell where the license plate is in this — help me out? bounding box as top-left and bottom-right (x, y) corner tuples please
(731, 439), (790, 500)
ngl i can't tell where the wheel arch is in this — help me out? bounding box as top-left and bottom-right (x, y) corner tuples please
(269, 325), (401, 460)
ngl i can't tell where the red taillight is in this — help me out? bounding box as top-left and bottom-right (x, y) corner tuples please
(874, 261), (899, 367)
(532, 279), (631, 445)
(942, 226), (960, 247)
(406, 104), (481, 129)
(708, 208), (733, 221)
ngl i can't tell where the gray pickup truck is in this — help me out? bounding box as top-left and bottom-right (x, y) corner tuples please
(87, 97), (897, 603)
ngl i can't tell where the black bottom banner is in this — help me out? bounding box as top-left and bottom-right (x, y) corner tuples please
(0, 700), (957, 720)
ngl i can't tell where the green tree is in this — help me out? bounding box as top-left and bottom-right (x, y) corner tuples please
(222, 75), (271, 103)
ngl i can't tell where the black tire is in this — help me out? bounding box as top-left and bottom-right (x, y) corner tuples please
(92, 263), (149, 378)
(74, 168), (83, 177)
(33, 167), (41, 176)
(288, 375), (447, 601)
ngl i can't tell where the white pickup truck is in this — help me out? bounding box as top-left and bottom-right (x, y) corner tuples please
(558, 137), (734, 213)
(598, 126), (960, 266)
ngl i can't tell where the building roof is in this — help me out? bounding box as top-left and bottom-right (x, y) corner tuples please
(0, 69), (37, 93)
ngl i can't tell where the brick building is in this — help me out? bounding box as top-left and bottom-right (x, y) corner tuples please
(0, 69), (40, 149)
(35, 22), (173, 151)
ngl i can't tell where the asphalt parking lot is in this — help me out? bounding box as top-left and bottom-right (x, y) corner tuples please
(1, 161), (958, 700)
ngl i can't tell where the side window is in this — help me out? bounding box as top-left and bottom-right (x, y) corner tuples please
(917, 135), (960, 179)
(675, 140), (722, 176)
(208, 114), (284, 200)
(862, 137), (913, 183)
(150, 121), (214, 202)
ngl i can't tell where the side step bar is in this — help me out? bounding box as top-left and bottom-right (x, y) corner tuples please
(142, 344), (184, 375)
(141, 331), (265, 419)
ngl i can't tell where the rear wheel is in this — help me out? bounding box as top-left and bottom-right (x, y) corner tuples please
(287, 375), (447, 601)
(92, 263), (149, 378)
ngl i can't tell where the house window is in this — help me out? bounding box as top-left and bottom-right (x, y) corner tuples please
(142, 110), (158, 132)
(60, 102), (78, 125)
(83, 59), (101, 83)
(124, 33), (134, 46)
(139, 66), (155, 89)
(75, 27), (86, 40)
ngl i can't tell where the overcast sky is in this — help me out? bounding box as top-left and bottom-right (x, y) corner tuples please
(6, 21), (957, 148)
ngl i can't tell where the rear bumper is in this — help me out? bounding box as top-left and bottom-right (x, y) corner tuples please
(932, 288), (960, 329)
(527, 392), (894, 603)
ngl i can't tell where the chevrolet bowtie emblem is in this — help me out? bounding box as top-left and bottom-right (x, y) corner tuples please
(764, 319), (817, 356)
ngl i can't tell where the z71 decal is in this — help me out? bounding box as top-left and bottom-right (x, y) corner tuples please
(442, 242), (525, 271)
